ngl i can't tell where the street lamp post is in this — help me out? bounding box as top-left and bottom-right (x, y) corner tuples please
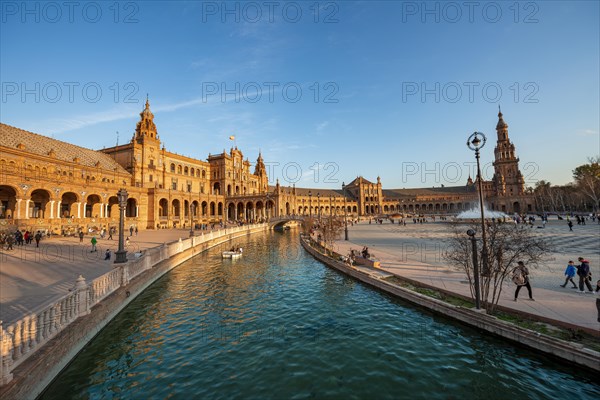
(467, 229), (481, 309)
(342, 182), (348, 240)
(317, 192), (321, 222)
(189, 203), (194, 237)
(467, 131), (489, 276)
(114, 188), (128, 264)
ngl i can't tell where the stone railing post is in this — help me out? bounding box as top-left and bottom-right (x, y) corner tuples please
(160, 243), (168, 260)
(120, 264), (129, 287)
(178, 238), (183, 253)
(75, 275), (90, 316)
(0, 322), (13, 386)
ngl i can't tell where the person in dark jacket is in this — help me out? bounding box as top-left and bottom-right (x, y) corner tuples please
(576, 257), (593, 293)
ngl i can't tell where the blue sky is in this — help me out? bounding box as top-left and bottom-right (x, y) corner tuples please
(1, 1), (598, 189)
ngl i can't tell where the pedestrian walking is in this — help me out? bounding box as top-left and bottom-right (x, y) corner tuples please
(79, 230), (84, 243)
(135, 226), (138, 236)
(90, 236), (98, 252)
(576, 257), (594, 293)
(512, 261), (534, 301)
(560, 261), (578, 288)
(104, 249), (111, 260)
(568, 220), (573, 231)
(34, 231), (42, 248)
(129, 226), (134, 236)
(108, 227), (113, 240)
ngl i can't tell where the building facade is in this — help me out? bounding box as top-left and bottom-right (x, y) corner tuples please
(0, 104), (534, 234)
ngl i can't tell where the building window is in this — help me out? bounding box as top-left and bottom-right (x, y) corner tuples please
(149, 175), (153, 182)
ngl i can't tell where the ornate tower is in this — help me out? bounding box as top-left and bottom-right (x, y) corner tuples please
(492, 108), (525, 197)
(132, 97), (162, 188)
(254, 151), (269, 193)
(134, 97), (160, 145)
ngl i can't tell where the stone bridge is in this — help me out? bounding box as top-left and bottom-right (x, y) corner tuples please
(268, 216), (304, 229)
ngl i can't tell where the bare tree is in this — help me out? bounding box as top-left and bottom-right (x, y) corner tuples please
(444, 221), (551, 314)
(573, 156), (600, 212)
(319, 216), (345, 255)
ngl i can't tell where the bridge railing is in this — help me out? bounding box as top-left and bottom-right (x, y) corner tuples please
(0, 223), (267, 386)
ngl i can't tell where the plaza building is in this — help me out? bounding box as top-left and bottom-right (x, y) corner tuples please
(0, 102), (534, 234)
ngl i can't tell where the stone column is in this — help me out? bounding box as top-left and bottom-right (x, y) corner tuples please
(99, 203), (104, 218)
(0, 322), (14, 385)
(136, 205), (139, 217)
(56, 201), (61, 218)
(24, 199), (31, 219)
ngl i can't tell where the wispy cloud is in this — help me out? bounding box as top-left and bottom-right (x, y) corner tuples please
(316, 121), (329, 132)
(578, 129), (598, 136)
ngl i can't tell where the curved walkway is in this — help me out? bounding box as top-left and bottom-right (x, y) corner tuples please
(331, 218), (600, 333)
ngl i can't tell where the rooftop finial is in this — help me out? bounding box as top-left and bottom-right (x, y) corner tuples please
(145, 94), (150, 109)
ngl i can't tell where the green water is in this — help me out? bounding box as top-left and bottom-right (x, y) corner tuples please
(40, 231), (599, 399)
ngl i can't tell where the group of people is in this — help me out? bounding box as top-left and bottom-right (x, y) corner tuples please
(513, 258), (600, 323)
(561, 258), (596, 293)
(513, 257), (597, 300)
(0, 230), (46, 250)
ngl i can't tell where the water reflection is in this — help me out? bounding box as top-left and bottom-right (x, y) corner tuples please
(41, 231), (599, 400)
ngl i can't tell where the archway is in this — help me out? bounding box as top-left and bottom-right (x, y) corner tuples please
(513, 202), (521, 214)
(86, 194), (101, 218)
(201, 201), (208, 216)
(237, 202), (245, 220)
(246, 201), (254, 220)
(107, 196), (119, 218)
(0, 185), (18, 219)
(60, 192), (79, 218)
(213, 183), (220, 195)
(29, 189), (51, 218)
(126, 198), (137, 217)
(210, 202), (216, 216)
(172, 199), (181, 217)
(159, 198), (168, 217)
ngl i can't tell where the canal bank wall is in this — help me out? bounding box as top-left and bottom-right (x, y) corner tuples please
(0, 224), (269, 400)
(300, 235), (600, 372)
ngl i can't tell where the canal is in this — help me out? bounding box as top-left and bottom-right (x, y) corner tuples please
(41, 231), (599, 399)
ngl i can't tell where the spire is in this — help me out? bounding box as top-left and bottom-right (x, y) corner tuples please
(134, 95), (159, 142)
(496, 105), (507, 131)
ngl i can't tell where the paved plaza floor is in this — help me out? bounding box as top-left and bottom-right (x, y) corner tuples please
(332, 217), (600, 332)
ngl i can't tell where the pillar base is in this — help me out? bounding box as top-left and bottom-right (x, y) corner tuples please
(114, 250), (128, 264)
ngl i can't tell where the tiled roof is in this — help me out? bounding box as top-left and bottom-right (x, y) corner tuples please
(0, 123), (130, 175)
(384, 186), (474, 196)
